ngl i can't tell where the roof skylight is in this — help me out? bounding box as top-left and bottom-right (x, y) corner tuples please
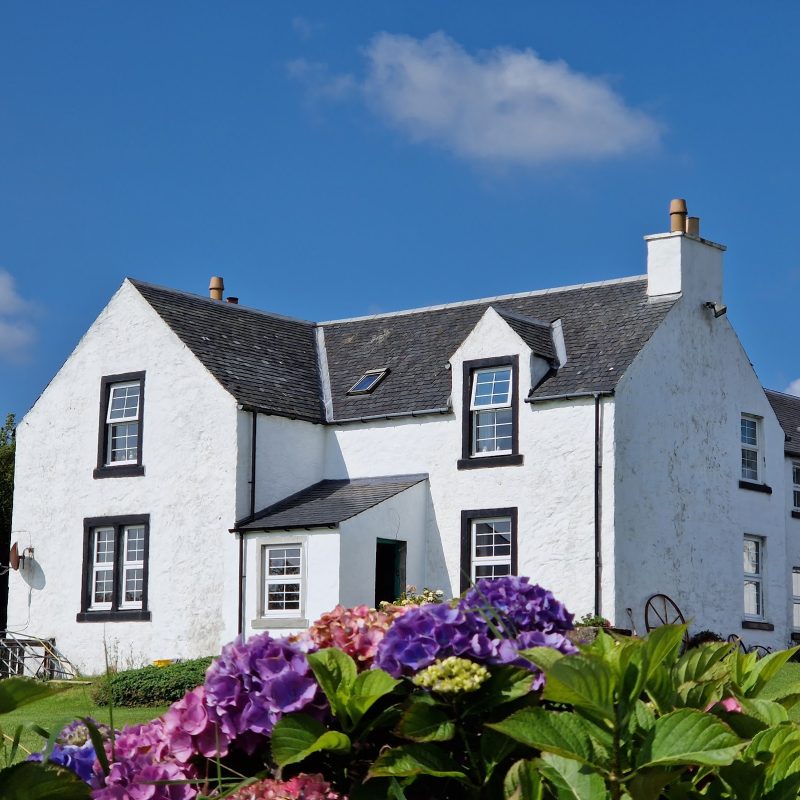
(347, 368), (389, 395)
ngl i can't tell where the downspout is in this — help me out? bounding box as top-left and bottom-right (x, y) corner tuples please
(238, 411), (257, 636)
(594, 394), (602, 618)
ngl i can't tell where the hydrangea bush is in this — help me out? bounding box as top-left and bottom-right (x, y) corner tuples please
(10, 575), (800, 799)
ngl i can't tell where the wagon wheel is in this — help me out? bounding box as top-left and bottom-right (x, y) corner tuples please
(726, 634), (747, 654)
(748, 644), (772, 659)
(644, 593), (686, 632)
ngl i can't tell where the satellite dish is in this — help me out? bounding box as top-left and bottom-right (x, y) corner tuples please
(9, 543), (19, 571)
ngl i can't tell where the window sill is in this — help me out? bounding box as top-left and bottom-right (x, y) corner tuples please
(792, 510), (800, 520)
(76, 610), (151, 623)
(251, 617), (308, 630)
(94, 465), (145, 479)
(457, 454), (524, 470)
(741, 619), (774, 631)
(738, 480), (772, 495)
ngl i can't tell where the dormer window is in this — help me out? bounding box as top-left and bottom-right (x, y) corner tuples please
(458, 356), (522, 470)
(347, 368), (389, 395)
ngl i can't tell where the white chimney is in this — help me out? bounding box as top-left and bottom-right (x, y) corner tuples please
(646, 199), (725, 303)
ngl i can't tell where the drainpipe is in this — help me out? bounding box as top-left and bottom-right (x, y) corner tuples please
(594, 394), (602, 618)
(238, 411), (257, 636)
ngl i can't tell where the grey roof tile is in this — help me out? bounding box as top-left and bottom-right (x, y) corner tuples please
(238, 474), (428, 530)
(493, 307), (556, 362)
(765, 389), (800, 458)
(131, 280), (324, 422)
(321, 278), (677, 419)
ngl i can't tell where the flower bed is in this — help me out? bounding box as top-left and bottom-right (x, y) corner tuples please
(8, 576), (800, 799)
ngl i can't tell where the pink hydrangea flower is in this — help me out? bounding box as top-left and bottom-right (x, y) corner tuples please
(306, 604), (408, 669)
(163, 685), (230, 762)
(227, 773), (346, 799)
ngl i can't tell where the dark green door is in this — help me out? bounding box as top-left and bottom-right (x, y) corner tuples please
(375, 539), (407, 607)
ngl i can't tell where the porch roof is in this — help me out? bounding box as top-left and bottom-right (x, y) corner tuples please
(236, 474), (428, 531)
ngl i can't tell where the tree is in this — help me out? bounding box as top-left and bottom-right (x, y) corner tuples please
(0, 413), (15, 631)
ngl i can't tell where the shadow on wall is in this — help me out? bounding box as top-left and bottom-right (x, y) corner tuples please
(20, 557), (46, 591)
(425, 487), (450, 597)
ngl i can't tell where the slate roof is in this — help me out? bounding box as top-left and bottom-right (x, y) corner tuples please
(131, 280), (324, 423)
(494, 308), (557, 363)
(321, 277), (677, 420)
(237, 474), (428, 531)
(765, 389), (800, 458)
(131, 275), (678, 423)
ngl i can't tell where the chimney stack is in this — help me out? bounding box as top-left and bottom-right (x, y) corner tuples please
(686, 216), (700, 236)
(669, 198), (687, 232)
(209, 276), (224, 301)
(226, 297), (239, 305)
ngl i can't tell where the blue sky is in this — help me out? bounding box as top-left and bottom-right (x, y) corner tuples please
(1, 3), (799, 417)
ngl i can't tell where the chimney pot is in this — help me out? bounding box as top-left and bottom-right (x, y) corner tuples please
(226, 296), (239, 305)
(209, 276), (224, 301)
(669, 198), (688, 233)
(686, 216), (700, 236)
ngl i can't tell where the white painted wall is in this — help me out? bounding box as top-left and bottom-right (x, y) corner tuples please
(242, 529), (340, 640)
(8, 281), (240, 674)
(338, 481), (428, 608)
(615, 236), (788, 646)
(321, 307), (616, 622)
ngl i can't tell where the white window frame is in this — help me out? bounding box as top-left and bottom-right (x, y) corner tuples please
(89, 527), (115, 611)
(119, 525), (146, 610)
(261, 542), (305, 619)
(471, 516), (513, 583)
(793, 462), (800, 512)
(740, 413), (762, 483)
(470, 367), (513, 457)
(792, 567), (800, 632)
(743, 534), (764, 620)
(106, 381), (142, 466)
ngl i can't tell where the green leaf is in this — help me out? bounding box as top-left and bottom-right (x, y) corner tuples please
(270, 713), (351, 767)
(538, 753), (608, 800)
(306, 648), (357, 722)
(367, 744), (471, 782)
(642, 625), (686, 676)
(626, 768), (681, 800)
(519, 646), (566, 672)
(739, 698), (789, 728)
(395, 697), (455, 742)
(503, 759), (543, 800)
(746, 724), (800, 761)
(673, 643), (731, 687)
(468, 666), (537, 714)
(489, 708), (599, 766)
(741, 648), (800, 697)
(0, 679), (61, 714)
(347, 668), (401, 727)
(482, 728), (519, 782)
(637, 709), (744, 768)
(0, 762), (91, 800)
(540, 654), (616, 724)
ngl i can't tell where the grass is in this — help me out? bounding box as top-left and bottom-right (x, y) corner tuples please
(0, 682), (169, 764)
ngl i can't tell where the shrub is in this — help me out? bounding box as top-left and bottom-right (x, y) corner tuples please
(91, 657), (213, 707)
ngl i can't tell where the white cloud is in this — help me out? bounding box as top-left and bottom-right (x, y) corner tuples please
(287, 59), (357, 101)
(291, 16), (322, 41)
(785, 379), (800, 397)
(0, 269), (36, 363)
(290, 31), (660, 165)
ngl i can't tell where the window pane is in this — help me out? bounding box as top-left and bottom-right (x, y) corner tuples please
(472, 368), (512, 407)
(268, 547), (301, 576)
(794, 464), (800, 486)
(741, 448), (758, 481)
(794, 601), (800, 630)
(795, 489), (800, 510)
(744, 580), (761, 616)
(124, 568), (144, 603)
(93, 570), (113, 604)
(474, 410), (513, 453)
(109, 384), (140, 421)
(743, 539), (760, 575)
(94, 530), (115, 564)
(267, 582), (301, 611)
(793, 568), (800, 598)
(110, 422), (139, 462)
(475, 563), (511, 579)
(125, 527), (145, 561)
(741, 417), (757, 446)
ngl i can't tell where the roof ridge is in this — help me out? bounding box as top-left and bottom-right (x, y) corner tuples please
(493, 306), (553, 328)
(318, 275), (647, 325)
(128, 278), (316, 327)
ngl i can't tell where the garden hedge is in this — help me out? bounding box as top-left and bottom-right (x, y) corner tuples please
(90, 657), (213, 707)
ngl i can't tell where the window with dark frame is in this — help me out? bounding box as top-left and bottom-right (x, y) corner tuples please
(743, 534), (764, 620)
(460, 508), (518, 592)
(458, 356), (522, 470)
(94, 372), (146, 479)
(740, 414), (761, 482)
(793, 462), (800, 512)
(78, 515), (150, 622)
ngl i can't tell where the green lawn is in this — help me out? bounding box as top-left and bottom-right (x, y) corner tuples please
(0, 683), (168, 764)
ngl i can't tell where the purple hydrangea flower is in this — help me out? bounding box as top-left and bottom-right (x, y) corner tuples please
(163, 685), (229, 763)
(28, 742), (98, 785)
(375, 577), (576, 679)
(204, 633), (325, 753)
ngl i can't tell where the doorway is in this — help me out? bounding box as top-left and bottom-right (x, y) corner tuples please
(375, 539), (407, 607)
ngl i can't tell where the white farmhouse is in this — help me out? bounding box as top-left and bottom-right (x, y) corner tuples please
(7, 201), (800, 674)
